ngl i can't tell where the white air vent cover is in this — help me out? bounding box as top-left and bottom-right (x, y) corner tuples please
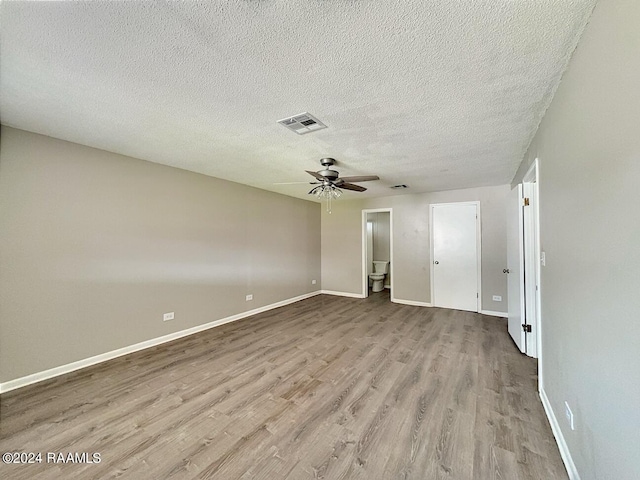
(277, 112), (327, 135)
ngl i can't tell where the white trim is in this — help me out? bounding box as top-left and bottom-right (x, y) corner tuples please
(430, 201), (482, 312)
(361, 208), (394, 301)
(540, 388), (581, 480)
(0, 290), (321, 394)
(392, 298), (432, 307)
(320, 290), (366, 299)
(526, 159), (543, 382)
(480, 310), (508, 318)
(476, 202), (483, 312)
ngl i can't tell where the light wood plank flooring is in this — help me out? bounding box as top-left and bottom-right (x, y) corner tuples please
(0, 292), (567, 479)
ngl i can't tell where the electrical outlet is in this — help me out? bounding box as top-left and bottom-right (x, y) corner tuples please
(163, 312), (174, 321)
(312, 279), (317, 285)
(541, 251), (546, 266)
(565, 401), (575, 430)
(492, 295), (502, 302)
(245, 294), (253, 301)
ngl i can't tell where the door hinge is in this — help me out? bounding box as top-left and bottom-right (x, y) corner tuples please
(523, 197), (530, 206)
(522, 324), (532, 333)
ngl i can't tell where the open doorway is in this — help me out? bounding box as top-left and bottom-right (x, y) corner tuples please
(362, 209), (393, 299)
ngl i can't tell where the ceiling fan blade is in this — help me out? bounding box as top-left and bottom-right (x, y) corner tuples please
(340, 182), (367, 192)
(306, 170), (325, 181)
(339, 175), (379, 183)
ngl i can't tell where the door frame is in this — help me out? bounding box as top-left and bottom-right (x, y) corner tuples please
(429, 201), (482, 312)
(361, 208), (394, 299)
(523, 159), (542, 364)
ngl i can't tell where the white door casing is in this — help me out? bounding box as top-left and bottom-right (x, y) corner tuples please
(430, 202), (480, 312)
(507, 185), (526, 353)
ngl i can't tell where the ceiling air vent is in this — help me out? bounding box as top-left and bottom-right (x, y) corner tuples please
(390, 184), (409, 189)
(277, 112), (327, 135)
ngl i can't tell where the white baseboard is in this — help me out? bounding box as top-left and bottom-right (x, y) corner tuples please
(480, 309), (508, 318)
(0, 290), (321, 394)
(392, 298), (432, 307)
(540, 388), (580, 480)
(320, 290), (366, 299)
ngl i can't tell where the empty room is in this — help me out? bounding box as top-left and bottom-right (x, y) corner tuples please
(0, 1), (638, 479)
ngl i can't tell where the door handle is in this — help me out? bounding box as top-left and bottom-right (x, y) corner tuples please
(503, 268), (510, 274)
(434, 261), (439, 265)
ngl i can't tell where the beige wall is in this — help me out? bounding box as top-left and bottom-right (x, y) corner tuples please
(512, 1), (640, 478)
(0, 127), (321, 383)
(320, 199), (364, 294)
(321, 185), (510, 312)
(371, 212), (390, 263)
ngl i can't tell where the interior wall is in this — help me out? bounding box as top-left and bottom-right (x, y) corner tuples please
(0, 127), (321, 383)
(320, 199), (364, 293)
(321, 185), (509, 311)
(511, 1), (640, 478)
(371, 212), (390, 262)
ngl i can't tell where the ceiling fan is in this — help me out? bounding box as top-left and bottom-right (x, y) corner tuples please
(305, 158), (379, 194)
(275, 158), (379, 212)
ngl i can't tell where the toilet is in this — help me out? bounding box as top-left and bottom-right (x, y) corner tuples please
(369, 261), (389, 293)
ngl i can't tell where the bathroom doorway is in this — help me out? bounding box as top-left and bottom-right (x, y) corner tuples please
(362, 208), (393, 299)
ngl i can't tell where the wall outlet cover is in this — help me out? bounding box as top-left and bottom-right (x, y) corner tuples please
(245, 294), (253, 301)
(312, 279), (317, 285)
(492, 295), (502, 302)
(163, 312), (174, 321)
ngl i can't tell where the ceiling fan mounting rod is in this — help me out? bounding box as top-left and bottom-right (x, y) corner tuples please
(320, 157), (336, 167)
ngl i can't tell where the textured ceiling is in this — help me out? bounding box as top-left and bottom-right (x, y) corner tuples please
(0, 1), (596, 201)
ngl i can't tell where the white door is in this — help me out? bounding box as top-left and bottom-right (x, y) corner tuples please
(522, 181), (539, 357)
(431, 203), (479, 312)
(507, 185), (526, 353)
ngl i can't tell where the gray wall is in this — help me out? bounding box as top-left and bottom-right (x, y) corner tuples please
(321, 185), (510, 312)
(0, 127), (321, 383)
(371, 212), (390, 263)
(512, 1), (640, 478)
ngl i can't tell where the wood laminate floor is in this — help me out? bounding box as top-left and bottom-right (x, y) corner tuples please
(0, 292), (567, 479)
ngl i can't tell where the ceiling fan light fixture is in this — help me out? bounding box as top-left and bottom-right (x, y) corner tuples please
(304, 157), (378, 213)
(310, 184), (342, 213)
